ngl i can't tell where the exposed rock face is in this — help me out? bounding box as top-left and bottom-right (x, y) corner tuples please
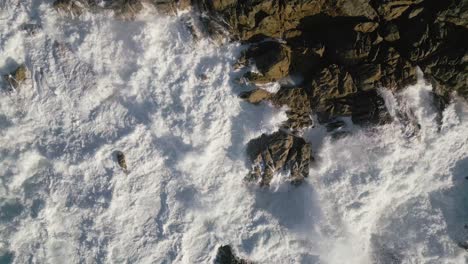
(51, 0), (466, 186)
(217, 0), (467, 186)
(246, 131), (312, 186)
(241, 41), (291, 84)
(215, 245), (252, 264)
(202, 0), (467, 104)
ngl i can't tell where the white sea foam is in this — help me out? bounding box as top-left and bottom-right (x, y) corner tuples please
(0, 1), (467, 264)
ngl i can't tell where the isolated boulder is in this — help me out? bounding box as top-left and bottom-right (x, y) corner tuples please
(246, 130), (311, 186)
(3, 65), (28, 91)
(215, 245), (252, 264)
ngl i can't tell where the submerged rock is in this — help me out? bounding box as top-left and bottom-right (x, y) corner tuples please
(215, 245), (252, 264)
(246, 130), (312, 186)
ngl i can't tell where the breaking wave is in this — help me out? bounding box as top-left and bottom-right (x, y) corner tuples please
(0, 1), (467, 263)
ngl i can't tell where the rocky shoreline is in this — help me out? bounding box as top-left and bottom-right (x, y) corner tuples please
(45, 0), (468, 262)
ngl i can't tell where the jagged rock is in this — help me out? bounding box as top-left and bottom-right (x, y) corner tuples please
(246, 130), (311, 186)
(310, 64), (357, 102)
(272, 87), (313, 130)
(437, 0), (468, 28)
(215, 245), (252, 264)
(351, 63), (382, 90)
(53, 0), (86, 16)
(421, 48), (468, 99)
(242, 41), (291, 83)
(371, 45), (417, 90)
(373, 0), (424, 21)
(323, 0), (378, 19)
(3, 65), (28, 90)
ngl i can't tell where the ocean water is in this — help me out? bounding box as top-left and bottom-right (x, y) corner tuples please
(0, 1), (467, 263)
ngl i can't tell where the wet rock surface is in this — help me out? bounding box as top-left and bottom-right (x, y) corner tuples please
(51, 1), (466, 186)
(3, 65), (28, 91)
(246, 130), (312, 186)
(215, 245), (253, 264)
(199, 0), (467, 185)
(201, 0), (467, 101)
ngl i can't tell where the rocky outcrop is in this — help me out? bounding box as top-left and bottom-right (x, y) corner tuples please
(212, 0), (467, 186)
(245, 131), (312, 186)
(202, 0), (467, 103)
(215, 245), (252, 264)
(51, 0), (466, 186)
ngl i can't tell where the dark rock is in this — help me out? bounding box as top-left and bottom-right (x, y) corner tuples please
(272, 87), (313, 130)
(372, 0), (424, 21)
(382, 23), (400, 42)
(371, 45), (417, 90)
(115, 151), (128, 172)
(215, 245), (252, 264)
(420, 47), (468, 99)
(437, 0), (468, 28)
(246, 130), (312, 186)
(242, 41), (291, 83)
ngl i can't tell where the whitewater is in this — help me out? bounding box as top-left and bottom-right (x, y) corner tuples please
(0, 1), (467, 263)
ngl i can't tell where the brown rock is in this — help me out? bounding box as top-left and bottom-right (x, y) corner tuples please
(246, 130), (311, 186)
(3, 65), (28, 90)
(375, 0), (424, 21)
(239, 89), (272, 104)
(272, 87), (313, 130)
(243, 41), (291, 83)
(354, 22), (379, 33)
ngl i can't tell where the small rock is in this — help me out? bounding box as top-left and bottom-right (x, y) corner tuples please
(115, 151), (128, 172)
(408, 7), (424, 19)
(3, 65), (28, 90)
(215, 245), (252, 264)
(354, 22), (379, 33)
